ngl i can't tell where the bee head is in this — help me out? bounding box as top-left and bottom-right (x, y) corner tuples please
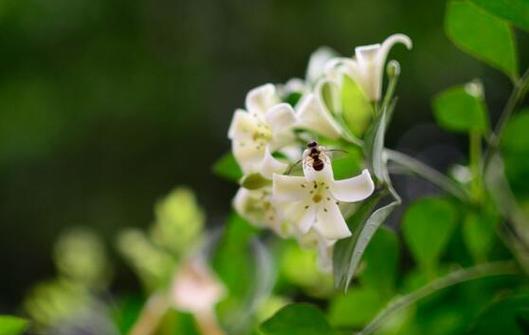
(307, 141), (318, 148)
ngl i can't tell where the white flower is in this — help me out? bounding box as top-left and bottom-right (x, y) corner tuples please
(233, 186), (293, 238)
(170, 257), (225, 315)
(228, 84), (298, 178)
(296, 90), (343, 140)
(325, 34), (412, 101)
(273, 142), (375, 240)
(298, 230), (336, 273)
(305, 47), (339, 86)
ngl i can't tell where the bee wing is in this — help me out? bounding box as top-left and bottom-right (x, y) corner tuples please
(324, 149), (349, 160)
(285, 160), (304, 176)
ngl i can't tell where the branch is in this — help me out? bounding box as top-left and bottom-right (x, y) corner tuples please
(385, 149), (471, 202)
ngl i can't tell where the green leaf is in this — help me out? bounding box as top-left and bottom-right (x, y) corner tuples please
(402, 197), (458, 272)
(334, 105), (401, 291)
(0, 316), (28, 335)
(469, 293), (529, 334)
(212, 152), (242, 182)
(112, 295), (144, 335)
(365, 104), (390, 182)
(260, 304), (334, 335)
(360, 227), (400, 297)
(341, 75), (373, 138)
(445, 0), (518, 80)
(432, 83), (489, 133)
(328, 287), (385, 328)
(334, 194), (400, 290)
(331, 146), (362, 180)
(463, 211), (498, 261)
(501, 109), (529, 152)
(471, 0), (529, 31)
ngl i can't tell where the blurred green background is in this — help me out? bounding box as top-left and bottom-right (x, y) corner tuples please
(0, 0), (525, 312)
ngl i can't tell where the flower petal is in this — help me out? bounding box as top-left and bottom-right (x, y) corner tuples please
(272, 174), (308, 202)
(171, 258), (225, 313)
(232, 141), (264, 174)
(314, 201), (351, 240)
(245, 84), (279, 116)
(296, 93), (342, 139)
(228, 109), (259, 142)
(288, 202), (316, 235)
(265, 103), (296, 134)
(260, 147), (288, 179)
(302, 150), (334, 183)
(330, 169), (375, 203)
(306, 47), (338, 84)
(354, 33), (412, 100)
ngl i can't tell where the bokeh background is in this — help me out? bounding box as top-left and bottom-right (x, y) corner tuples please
(0, 0), (527, 312)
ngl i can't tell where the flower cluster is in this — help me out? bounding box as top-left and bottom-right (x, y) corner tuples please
(229, 34), (412, 271)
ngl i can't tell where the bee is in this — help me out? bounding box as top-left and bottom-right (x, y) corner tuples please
(307, 141), (325, 171)
(285, 141), (345, 175)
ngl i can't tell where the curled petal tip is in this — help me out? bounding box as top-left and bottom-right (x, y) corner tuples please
(386, 33), (413, 50)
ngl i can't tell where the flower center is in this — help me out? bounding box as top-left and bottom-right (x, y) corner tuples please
(252, 123), (272, 142)
(312, 194), (322, 203)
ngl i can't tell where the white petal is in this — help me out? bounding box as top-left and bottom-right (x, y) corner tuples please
(228, 110), (259, 141)
(296, 93), (342, 139)
(245, 84), (279, 116)
(289, 202), (316, 235)
(272, 174), (308, 202)
(302, 149), (334, 183)
(306, 47), (338, 84)
(330, 169), (375, 203)
(265, 103), (296, 134)
(378, 34), (413, 62)
(315, 238), (335, 273)
(354, 33), (412, 100)
(314, 202), (351, 240)
(233, 188), (261, 227)
(260, 147), (288, 179)
(171, 258), (225, 313)
(232, 141), (264, 174)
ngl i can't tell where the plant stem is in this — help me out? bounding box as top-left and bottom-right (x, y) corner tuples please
(385, 149), (471, 202)
(129, 293), (168, 335)
(485, 67), (529, 167)
(469, 130), (483, 202)
(356, 261), (519, 335)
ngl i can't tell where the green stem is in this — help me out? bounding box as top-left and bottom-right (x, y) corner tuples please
(469, 130), (483, 202)
(356, 261), (519, 335)
(485, 67), (529, 167)
(385, 149), (471, 203)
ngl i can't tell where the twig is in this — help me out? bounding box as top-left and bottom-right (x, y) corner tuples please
(385, 149), (471, 202)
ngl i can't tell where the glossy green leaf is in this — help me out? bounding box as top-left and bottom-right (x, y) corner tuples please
(446, 0), (518, 80)
(334, 105), (401, 291)
(469, 293), (529, 334)
(402, 197), (458, 272)
(341, 75), (373, 137)
(260, 304), (334, 335)
(360, 227), (400, 297)
(463, 211), (498, 261)
(471, 0), (529, 31)
(212, 152), (242, 182)
(334, 194), (400, 290)
(0, 316), (28, 335)
(212, 213), (258, 329)
(432, 84), (489, 133)
(331, 146), (363, 180)
(501, 109), (529, 152)
(328, 287), (385, 328)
